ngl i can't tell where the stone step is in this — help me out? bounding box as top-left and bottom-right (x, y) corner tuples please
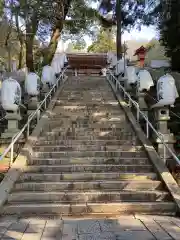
(54, 106), (121, 111)
(47, 119), (124, 125)
(45, 124), (128, 131)
(50, 115), (124, 121)
(54, 100), (119, 107)
(33, 151), (147, 158)
(39, 136), (137, 141)
(29, 157), (150, 165)
(14, 180), (163, 192)
(8, 190), (170, 203)
(59, 92), (114, 95)
(22, 164), (153, 173)
(53, 108), (122, 115)
(3, 202), (176, 215)
(33, 145), (143, 152)
(18, 172), (158, 182)
(43, 129), (133, 136)
(35, 139), (139, 146)
(41, 130), (134, 138)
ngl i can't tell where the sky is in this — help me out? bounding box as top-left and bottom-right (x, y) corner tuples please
(122, 25), (157, 42)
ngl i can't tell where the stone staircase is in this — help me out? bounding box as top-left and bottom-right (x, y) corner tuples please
(1, 76), (176, 216)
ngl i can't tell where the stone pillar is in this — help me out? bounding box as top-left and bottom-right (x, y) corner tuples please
(63, 74), (68, 82)
(41, 83), (50, 100)
(1, 110), (21, 138)
(42, 83), (50, 93)
(153, 106), (175, 161)
(138, 92), (148, 118)
(27, 96), (38, 115)
(117, 74), (127, 98)
(118, 74), (126, 86)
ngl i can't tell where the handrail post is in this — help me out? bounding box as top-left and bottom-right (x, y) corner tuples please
(44, 98), (47, 109)
(27, 122), (30, 138)
(115, 79), (118, 91)
(10, 143), (14, 165)
(136, 106), (139, 123)
(36, 110), (40, 123)
(163, 144), (166, 162)
(146, 118), (149, 138)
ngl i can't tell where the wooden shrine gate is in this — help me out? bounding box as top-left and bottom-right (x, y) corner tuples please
(67, 53), (107, 75)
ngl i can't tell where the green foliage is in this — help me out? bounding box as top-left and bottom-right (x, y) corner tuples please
(0, 0), (3, 17)
(0, 17), (22, 70)
(98, 0), (156, 30)
(145, 38), (169, 66)
(64, 0), (98, 35)
(87, 28), (116, 53)
(72, 38), (86, 51)
(1, 0), (159, 69)
(159, 0), (180, 71)
(87, 27), (128, 54)
(145, 38), (157, 51)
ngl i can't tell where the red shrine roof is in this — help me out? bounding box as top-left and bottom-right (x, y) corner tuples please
(134, 46), (147, 56)
(67, 53), (107, 69)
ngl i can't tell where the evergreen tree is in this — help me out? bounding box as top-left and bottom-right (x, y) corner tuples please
(159, 0), (180, 71)
(87, 27), (128, 53)
(87, 28), (116, 53)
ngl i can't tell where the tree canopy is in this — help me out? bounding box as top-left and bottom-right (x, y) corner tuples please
(159, 0), (180, 71)
(0, 0), (157, 71)
(87, 28), (116, 53)
(87, 27), (128, 54)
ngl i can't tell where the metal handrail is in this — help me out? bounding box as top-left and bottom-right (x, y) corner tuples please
(107, 70), (180, 165)
(0, 67), (68, 165)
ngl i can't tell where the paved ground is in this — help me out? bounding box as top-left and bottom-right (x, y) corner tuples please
(0, 215), (180, 239)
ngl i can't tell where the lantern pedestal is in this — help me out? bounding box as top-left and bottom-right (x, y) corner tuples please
(27, 96), (39, 115)
(138, 92), (148, 118)
(42, 83), (50, 93)
(41, 83), (51, 100)
(63, 74), (68, 82)
(1, 110), (21, 139)
(153, 106), (175, 162)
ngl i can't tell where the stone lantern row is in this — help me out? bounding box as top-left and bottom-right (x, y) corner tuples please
(0, 54), (68, 139)
(108, 52), (178, 161)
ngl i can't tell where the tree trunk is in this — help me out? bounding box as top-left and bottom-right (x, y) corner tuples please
(116, 0), (122, 60)
(18, 42), (23, 69)
(43, 27), (62, 65)
(43, 0), (72, 65)
(7, 47), (11, 72)
(171, 53), (180, 72)
(15, 12), (24, 69)
(25, 34), (34, 72)
(25, 14), (38, 72)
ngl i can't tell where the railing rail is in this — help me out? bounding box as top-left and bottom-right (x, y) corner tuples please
(107, 70), (180, 166)
(0, 67), (68, 165)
